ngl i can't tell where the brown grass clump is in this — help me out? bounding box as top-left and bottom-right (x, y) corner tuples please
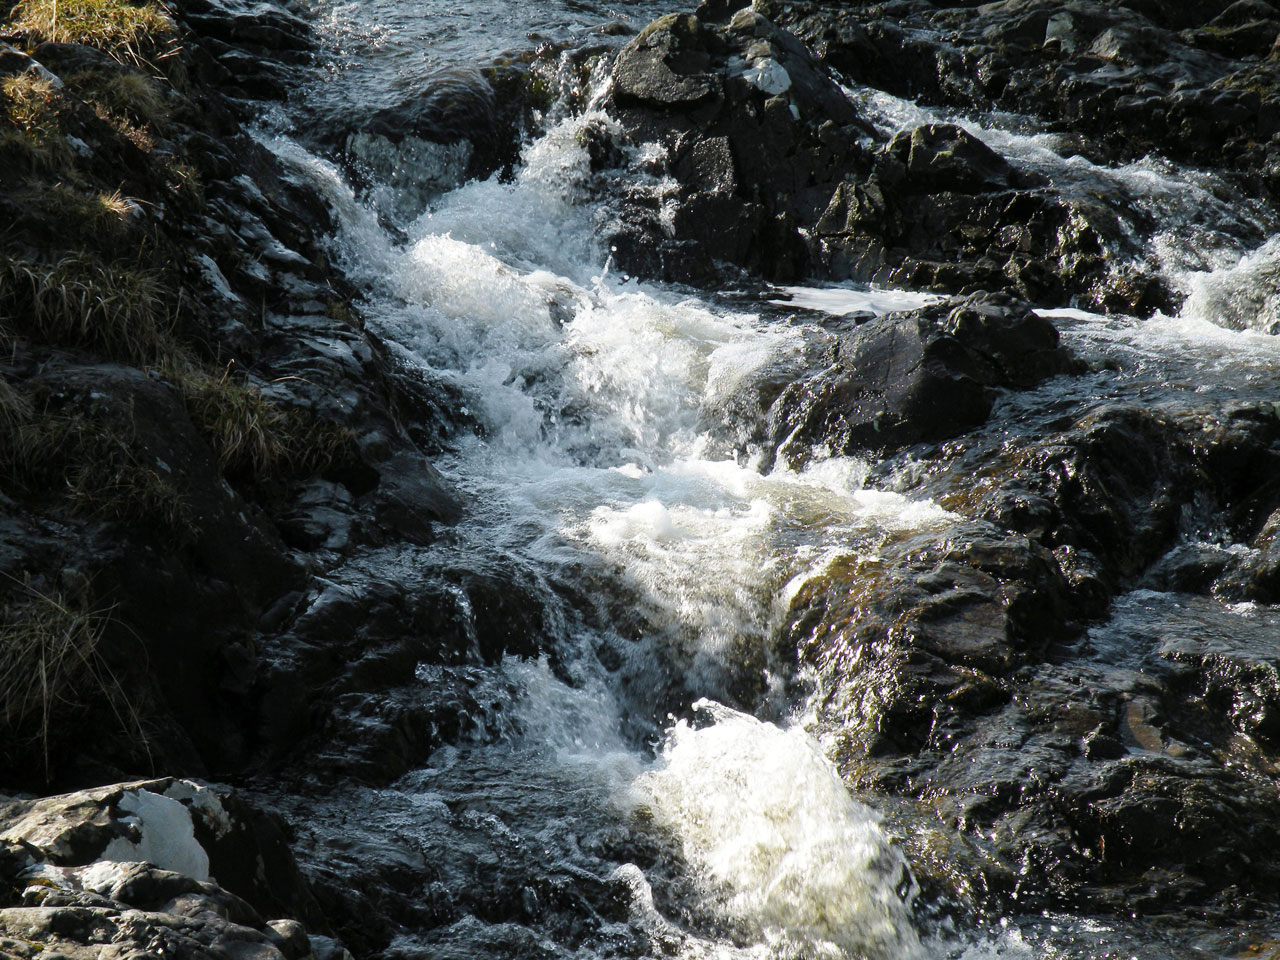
(6, 0), (179, 71)
(177, 366), (359, 483)
(24, 182), (139, 235)
(68, 66), (171, 130)
(0, 254), (178, 363)
(0, 377), (196, 538)
(0, 577), (126, 779)
(0, 73), (74, 176)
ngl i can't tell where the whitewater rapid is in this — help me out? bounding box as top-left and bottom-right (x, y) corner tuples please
(258, 6), (1280, 957)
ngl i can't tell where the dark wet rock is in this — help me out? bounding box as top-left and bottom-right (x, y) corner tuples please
(923, 403), (1280, 592)
(600, 10), (1179, 311)
(793, 519), (1280, 914)
(0, 0), (463, 795)
(601, 10), (873, 284)
(167, 0), (317, 101)
(264, 772), (672, 960)
(889, 123), (1011, 194)
(0, 779), (328, 955)
(765, 292), (1075, 463)
(766, 0), (1280, 210)
(788, 392), (1280, 917)
(613, 14), (721, 107)
(1223, 509), (1280, 602)
(325, 73), (504, 219)
(251, 553), (568, 783)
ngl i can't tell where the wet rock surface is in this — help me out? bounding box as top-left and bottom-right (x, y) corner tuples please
(590, 6), (1228, 310)
(764, 291), (1077, 463)
(0, 779), (330, 959)
(0, 0), (466, 791)
(764, 0), (1280, 193)
(781, 376), (1280, 917)
(577, 6), (1280, 927)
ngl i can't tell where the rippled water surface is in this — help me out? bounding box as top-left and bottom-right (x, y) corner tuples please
(304, 0), (672, 111)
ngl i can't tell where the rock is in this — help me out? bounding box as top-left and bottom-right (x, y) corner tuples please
(252, 552), (565, 782)
(782, 385), (1280, 916)
(0, 779), (320, 927)
(0, 903), (292, 960)
(601, 10), (873, 284)
(330, 71), (504, 219)
(765, 292), (1075, 463)
(890, 123), (1011, 193)
(0, 0), (468, 791)
(0, 43), (64, 85)
(0, 778), (338, 959)
(770, 0), (1280, 213)
(613, 14), (721, 107)
(598, 10), (1183, 310)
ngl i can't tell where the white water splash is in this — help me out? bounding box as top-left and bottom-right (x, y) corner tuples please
(1178, 234), (1280, 334)
(632, 700), (922, 960)
(770, 284), (944, 317)
(269, 106), (953, 960)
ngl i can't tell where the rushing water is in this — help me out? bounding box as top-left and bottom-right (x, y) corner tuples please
(259, 2), (1280, 957)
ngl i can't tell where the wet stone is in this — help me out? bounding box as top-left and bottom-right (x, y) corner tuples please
(765, 292), (1076, 463)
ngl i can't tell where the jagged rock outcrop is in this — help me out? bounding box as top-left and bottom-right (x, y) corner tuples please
(0, 0), (461, 789)
(786, 395), (1280, 916)
(595, 9), (1178, 311)
(764, 0), (1280, 205)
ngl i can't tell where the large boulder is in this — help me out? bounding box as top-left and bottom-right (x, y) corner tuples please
(765, 292), (1076, 463)
(602, 10), (873, 284)
(0, 778), (336, 959)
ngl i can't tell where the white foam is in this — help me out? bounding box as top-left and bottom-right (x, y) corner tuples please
(99, 789), (211, 881)
(771, 284), (943, 317)
(272, 105), (958, 959)
(631, 700), (921, 959)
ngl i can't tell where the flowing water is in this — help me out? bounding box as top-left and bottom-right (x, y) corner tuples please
(257, 2), (1280, 957)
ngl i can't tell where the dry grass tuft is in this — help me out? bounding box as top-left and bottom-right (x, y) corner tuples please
(0, 73), (74, 176)
(24, 182), (139, 235)
(7, 0), (179, 71)
(68, 66), (170, 129)
(0, 377), (197, 538)
(177, 366), (359, 483)
(0, 254), (177, 363)
(0, 577), (124, 779)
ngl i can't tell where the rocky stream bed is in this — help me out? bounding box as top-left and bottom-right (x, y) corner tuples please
(4, 0), (1280, 957)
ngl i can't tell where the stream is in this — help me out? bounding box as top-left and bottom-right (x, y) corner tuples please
(252, 2), (1280, 957)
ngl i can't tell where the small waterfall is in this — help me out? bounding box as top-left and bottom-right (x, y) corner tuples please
(257, 3), (1280, 958)
(267, 76), (949, 960)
